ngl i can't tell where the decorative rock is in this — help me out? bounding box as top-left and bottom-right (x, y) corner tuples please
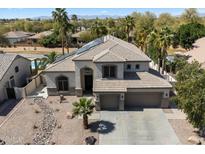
(85, 136), (96, 145)
(33, 124), (39, 129)
(66, 112), (73, 119)
(0, 139), (6, 145)
(55, 108), (60, 112)
(32, 99), (57, 145)
(60, 95), (64, 103)
(188, 136), (202, 145)
(57, 124), (62, 129)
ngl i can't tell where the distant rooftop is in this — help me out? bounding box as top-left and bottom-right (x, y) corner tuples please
(3, 31), (35, 39)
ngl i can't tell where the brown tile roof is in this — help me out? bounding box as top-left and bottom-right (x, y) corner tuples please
(93, 71), (172, 92)
(0, 53), (30, 80)
(4, 31), (34, 39)
(44, 55), (75, 72)
(73, 35), (151, 62)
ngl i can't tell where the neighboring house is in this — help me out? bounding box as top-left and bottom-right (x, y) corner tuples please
(71, 30), (88, 47)
(28, 30), (53, 43)
(44, 35), (172, 111)
(3, 31), (35, 45)
(0, 53), (32, 103)
(183, 37), (205, 69)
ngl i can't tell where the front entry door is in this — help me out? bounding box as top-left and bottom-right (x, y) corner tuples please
(6, 88), (16, 99)
(84, 75), (93, 93)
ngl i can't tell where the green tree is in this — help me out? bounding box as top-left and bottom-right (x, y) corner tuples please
(181, 8), (202, 24)
(174, 61), (205, 134)
(71, 14), (78, 33)
(91, 18), (108, 37)
(158, 27), (174, 73)
(38, 32), (60, 48)
(79, 31), (97, 43)
(133, 12), (156, 52)
(154, 13), (176, 30)
(72, 98), (95, 129)
(0, 35), (10, 47)
(38, 51), (58, 69)
(123, 16), (135, 42)
(52, 8), (70, 55)
(177, 23), (205, 50)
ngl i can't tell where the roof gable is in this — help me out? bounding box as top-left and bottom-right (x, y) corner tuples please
(73, 35), (151, 62)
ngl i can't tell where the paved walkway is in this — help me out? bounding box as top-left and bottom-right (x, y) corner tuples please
(28, 85), (48, 99)
(99, 109), (180, 145)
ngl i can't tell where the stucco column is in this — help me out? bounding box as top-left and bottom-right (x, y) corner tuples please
(161, 90), (170, 108)
(75, 63), (83, 97)
(119, 93), (125, 110)
(95, 93), (101, 111)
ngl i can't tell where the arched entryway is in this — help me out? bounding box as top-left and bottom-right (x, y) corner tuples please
(56, 76), (69, 91)
(80, 67), (93, 94)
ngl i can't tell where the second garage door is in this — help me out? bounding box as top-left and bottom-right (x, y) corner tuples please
(100, 94), (119, 110)
(125, 92), (162, 108)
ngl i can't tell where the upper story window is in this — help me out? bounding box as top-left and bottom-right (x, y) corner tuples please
(103, 65), (117, 78)
(15, 66), (19, 73)
(135, 64), (140, 70)
(126, 64), (131, 70)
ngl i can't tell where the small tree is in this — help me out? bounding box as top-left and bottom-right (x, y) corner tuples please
(72, 98), (95, 129)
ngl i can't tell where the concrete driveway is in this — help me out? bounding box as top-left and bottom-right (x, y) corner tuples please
(99, 109), (180, 145)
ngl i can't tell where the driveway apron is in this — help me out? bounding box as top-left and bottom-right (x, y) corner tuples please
(99, 109), (180, 145)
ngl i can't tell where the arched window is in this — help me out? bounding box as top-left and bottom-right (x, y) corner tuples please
(56, 76), (69, 91)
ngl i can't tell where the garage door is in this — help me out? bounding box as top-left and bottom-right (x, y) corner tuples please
(125, 92), (162, 108)
(100, 94), (119, 110)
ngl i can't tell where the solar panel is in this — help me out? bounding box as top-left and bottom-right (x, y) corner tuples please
(76, 37), (104, 55)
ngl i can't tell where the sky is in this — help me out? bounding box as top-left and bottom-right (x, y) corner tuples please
(0, 8), (205, 19)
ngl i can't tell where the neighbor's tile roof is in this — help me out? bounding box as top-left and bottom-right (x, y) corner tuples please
(73, 35), (151, 62)
(28, 30), (53, 39)
(0, 53), (30, 81)
(93, 71), (172, 92)
(4, 31), (35, 39)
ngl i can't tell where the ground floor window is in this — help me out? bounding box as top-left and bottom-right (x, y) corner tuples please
(56, 76), (69, 91)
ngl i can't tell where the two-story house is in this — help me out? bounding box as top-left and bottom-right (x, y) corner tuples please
(0, 53), (32, 103)
(44, 35), (172, 110)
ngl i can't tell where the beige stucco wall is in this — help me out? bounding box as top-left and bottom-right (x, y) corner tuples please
(124, 62), (149, 72)
(44, 72), (75, 89)
(75, 61), (95, 89)
(95, 62), (124, 79)
(0, 57), (31, 103)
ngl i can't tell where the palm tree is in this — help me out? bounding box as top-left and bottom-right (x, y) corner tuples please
(158, 27), (174, 73)
(181, 8), (201, 24)
(91, 18), (108, 38)
(52, 8), (70, 55)
(123, 16), (135, 42)
(72, 98), (95, 129)
(38, 51), (57, 69)
(147, 29), (161, 71)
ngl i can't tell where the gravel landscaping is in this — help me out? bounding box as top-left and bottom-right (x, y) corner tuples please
(169, 119), (205, 145)
(0, 96), (99, 145)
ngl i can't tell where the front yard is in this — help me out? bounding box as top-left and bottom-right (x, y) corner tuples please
(0, 96), (204, 145)
(0, 96), (99, 145)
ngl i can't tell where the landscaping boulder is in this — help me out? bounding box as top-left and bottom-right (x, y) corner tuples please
(85, 136), (96, 145)
(188, 136), (202, 145)
(66, 112), (73, 119)
(60, 95), (64, 103)
(0, 139), (6, 145)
